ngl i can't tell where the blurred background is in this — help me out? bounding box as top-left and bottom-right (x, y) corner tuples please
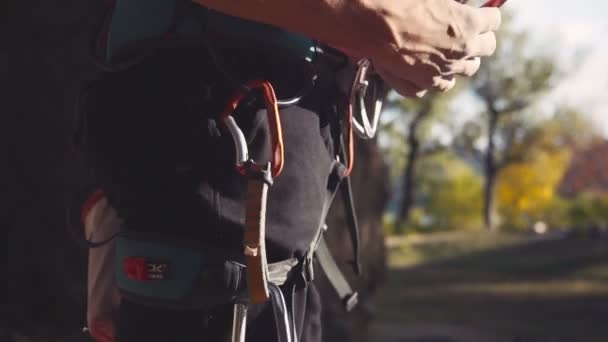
(370, 1), (608, 341)
(1, 0), (607, 341)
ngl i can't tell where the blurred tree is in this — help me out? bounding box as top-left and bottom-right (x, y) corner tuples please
(416, 152), (484, 231)
(496, 109), (600, 230)
(497, 145), (571, 229)
(456, 18), (559, 231)
(567, 192), (608, 229)
(559, 139), (608, 197)
(384, 84), (465, 233)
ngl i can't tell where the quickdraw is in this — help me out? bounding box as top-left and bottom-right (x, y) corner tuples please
(220, 80), (284, 342)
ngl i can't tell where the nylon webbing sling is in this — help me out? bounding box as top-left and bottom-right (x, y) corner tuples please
(315, 236), (359, 311)
(312, 120), (362, 311)
(313, 177), (361, 312)
(306, 160), (361, 312)
(340, 173), (362, 275)
(220, 80), (302, 342)
(243, 164), (272, 303)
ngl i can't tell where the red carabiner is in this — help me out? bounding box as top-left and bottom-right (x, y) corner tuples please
(219, 80), (285, 178)
(482, 0), (507, 7)
(457, 0), (507, 7)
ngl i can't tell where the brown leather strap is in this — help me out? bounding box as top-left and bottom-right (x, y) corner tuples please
(243, 172), (270, 303)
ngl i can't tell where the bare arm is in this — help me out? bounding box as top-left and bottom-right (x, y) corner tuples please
(193, 0), (502, 97)
(192, 0), (375, 52)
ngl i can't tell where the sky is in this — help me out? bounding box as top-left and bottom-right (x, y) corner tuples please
(508, 0), (608, 136)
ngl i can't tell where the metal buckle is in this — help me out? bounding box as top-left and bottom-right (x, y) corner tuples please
(343, 292), (359, 312)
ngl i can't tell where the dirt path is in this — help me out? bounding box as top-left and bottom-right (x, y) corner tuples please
(371, 321), (514, 342)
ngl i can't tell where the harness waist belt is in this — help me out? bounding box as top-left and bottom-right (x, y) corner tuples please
(104, 0), (317, 65)
(115, 234), (300, 310)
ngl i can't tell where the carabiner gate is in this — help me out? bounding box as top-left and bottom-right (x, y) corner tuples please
(219, 80), (285, 177)
(350, 59), (385, 140)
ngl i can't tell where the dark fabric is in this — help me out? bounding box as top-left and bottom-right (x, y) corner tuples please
(81, 46), (338, 258)
(115, 283), (321, 342)
(80, 44), (339, 341)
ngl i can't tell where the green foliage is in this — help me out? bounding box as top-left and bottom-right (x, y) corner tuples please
(497, 140), (572, 229)
(400, 152), (484, 232)
(567, 192), (608, 229)
(495, 110), (600, 230)
(388, 109), (601, 234)
(381, 85), (469, 182)
(542, 196), (573, 229)
(380, 12), (603, 234)
(386, 230), (529, 268)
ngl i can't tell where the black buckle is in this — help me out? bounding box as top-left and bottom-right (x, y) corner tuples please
(296, 254), (315, 287)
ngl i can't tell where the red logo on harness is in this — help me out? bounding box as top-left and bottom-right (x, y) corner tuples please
(124, 257), (170, 281)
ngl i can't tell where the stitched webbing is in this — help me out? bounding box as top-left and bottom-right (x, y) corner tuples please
(243, 169), (271, 304)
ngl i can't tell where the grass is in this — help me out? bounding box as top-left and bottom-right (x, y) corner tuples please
(374, 231), (608, 341)
(385, 230), (528, 268)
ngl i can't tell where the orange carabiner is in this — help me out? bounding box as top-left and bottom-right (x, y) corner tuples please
(219, 80), (285, 178)
(344, 101), (355, 177)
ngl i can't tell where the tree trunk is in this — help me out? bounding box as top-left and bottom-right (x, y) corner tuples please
(395, 112), (425, 232)
(483, 111), (499, 231)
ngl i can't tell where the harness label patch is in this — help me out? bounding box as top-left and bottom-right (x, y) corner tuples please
(146, 260), (170, 280)
(124, 256), (170, 281)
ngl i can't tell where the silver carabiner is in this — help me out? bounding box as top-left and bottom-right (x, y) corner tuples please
(231, 302), (248, 342)
(350, 59), (385, 140)
(223, 115), (250, 169)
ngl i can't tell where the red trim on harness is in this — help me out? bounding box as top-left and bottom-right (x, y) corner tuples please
(124, 257), (148, 282)
(81, 189), (106, 223)
(89, 319), (115, 342)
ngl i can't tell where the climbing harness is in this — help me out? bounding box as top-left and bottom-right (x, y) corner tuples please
(74, 1), (386, 341)
(91, 0), (323, 107)
(76, 0), (511, 338)
(217, 74), (371, 340)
